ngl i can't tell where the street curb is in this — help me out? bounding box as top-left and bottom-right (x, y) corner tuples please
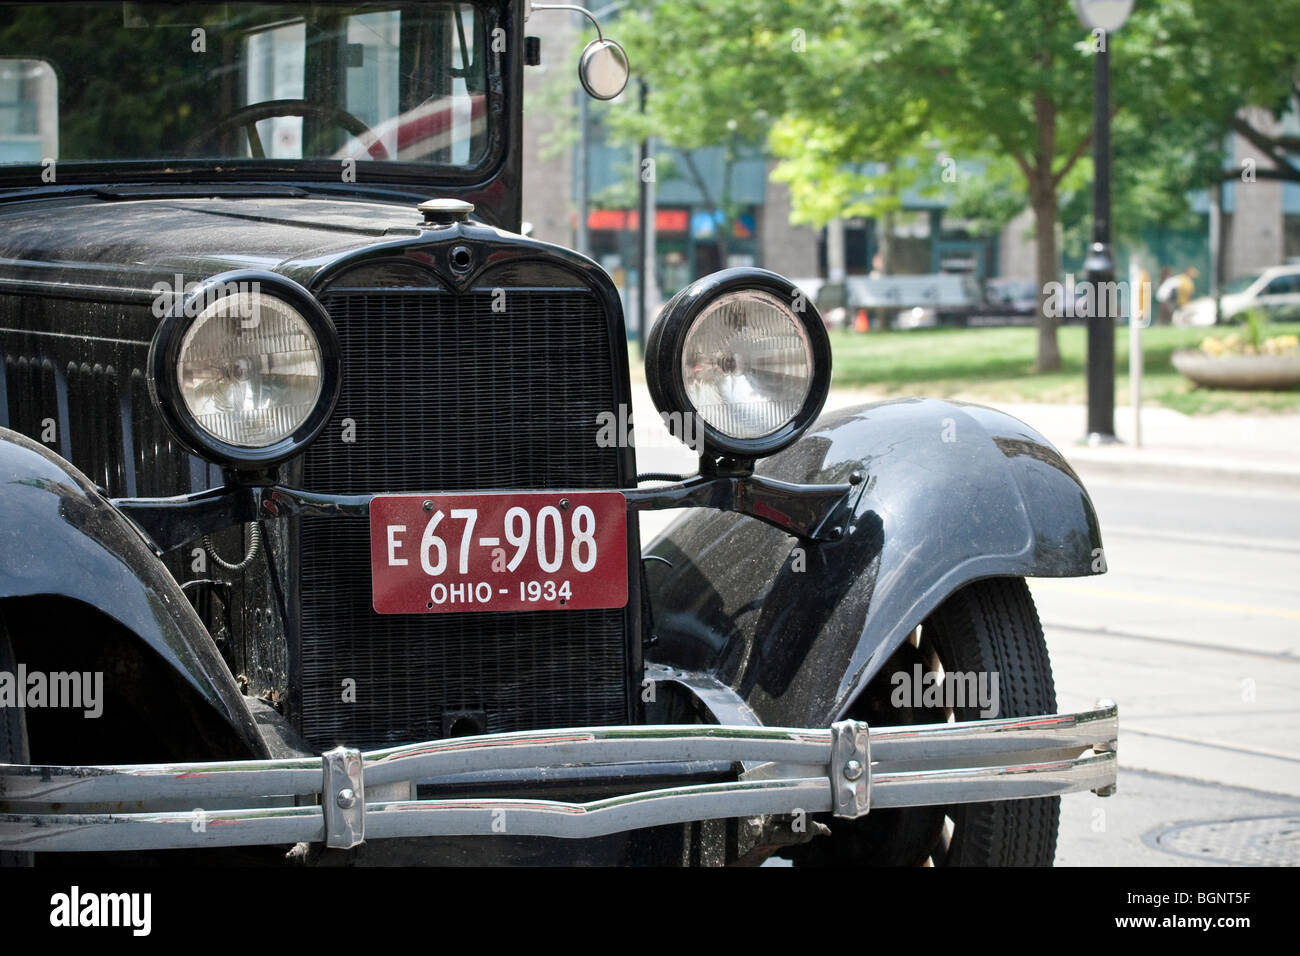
(1062, 452), (1300, 492)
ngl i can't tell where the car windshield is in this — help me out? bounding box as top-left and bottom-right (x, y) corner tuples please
(1221, 273), (1261, 295)
(0, 2), (492, 174)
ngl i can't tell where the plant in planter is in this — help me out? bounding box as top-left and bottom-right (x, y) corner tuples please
(1172, 309), (1300, 389)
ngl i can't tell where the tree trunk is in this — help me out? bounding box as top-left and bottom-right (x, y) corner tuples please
(877, 162), (898, 274)
(1029, 90), (1061, 373)
(878, 208), (895, 275)
(1032, 190), (1061, 373)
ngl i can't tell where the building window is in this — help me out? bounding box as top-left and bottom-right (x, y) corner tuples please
(0, 58), (56, 164)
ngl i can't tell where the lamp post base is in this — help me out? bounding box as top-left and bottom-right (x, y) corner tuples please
(1082, 431), (1123, 448)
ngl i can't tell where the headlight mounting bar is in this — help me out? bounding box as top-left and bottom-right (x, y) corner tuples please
(113, 470), (860, 555)
(0, 705), (1117, 853)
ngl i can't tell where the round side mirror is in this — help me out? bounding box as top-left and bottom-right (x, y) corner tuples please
(578, 38), (629, 100)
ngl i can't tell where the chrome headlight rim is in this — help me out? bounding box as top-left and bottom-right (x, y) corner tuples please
(147, 270), (341, 469)
(647, 267), (831, 460)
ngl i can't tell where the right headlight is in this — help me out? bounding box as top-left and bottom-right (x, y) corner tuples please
(646, 268), (831, 459)
(148, 271), (341, 469)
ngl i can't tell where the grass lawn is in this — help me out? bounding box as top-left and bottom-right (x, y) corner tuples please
(825, 322), (1300, 415)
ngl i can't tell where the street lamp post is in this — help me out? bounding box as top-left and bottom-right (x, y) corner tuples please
(1074, 0), (1133, 445)
(1083, 39), (1116, 444)
(637, 79), (651, 357)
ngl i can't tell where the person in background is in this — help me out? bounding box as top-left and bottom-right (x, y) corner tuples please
(1175, 267), (1199, 308)
(1180, 267), (1196, 308)
(1155, 267), (1174, 324)
(1157, 267), (1198, 324)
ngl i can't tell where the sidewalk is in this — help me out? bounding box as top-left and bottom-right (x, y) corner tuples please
(630, 382), (1300, 492)
(823, 390), (1300, 492)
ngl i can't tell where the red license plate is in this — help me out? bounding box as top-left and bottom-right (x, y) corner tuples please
(369, 491), (628, 614)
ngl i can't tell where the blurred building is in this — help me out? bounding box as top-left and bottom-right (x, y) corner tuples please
(3, 10), (1292, 303)
(1213, 106), (1300, 280)
(0, 57), (57, 164)
(517, 18), (1035, 319)
(520, 10), (995, 303)
(522, 10), (1300, 310)
(520, 8), (820, 317)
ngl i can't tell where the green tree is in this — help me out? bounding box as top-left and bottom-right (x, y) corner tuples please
(608, 5), (785, 260)
(617, 0), (1300, 372)
(1139, 0), (1300, 188)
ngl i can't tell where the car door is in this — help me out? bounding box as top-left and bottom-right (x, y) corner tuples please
(1255, 271), (1300, 319)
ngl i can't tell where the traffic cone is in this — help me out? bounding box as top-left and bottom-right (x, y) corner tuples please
(855, 308), (869, 333)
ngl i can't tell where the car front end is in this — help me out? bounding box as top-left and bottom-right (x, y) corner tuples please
(0, 0), (1117, 867)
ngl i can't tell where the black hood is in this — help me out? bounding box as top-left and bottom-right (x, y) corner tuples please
(0, 192), (461, 295)
(0, 187), (618, 326)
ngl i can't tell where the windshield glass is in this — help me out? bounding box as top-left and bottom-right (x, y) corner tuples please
(0, 2), (492, 173)
(1222, 274), (1261, 295)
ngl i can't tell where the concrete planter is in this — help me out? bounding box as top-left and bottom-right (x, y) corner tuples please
(1171, 349), (1300, 390)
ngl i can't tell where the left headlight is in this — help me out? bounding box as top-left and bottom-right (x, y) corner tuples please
(646, 268), (831, 459)
(149, 271), (341, 469)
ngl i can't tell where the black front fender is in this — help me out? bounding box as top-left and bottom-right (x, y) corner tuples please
(644, 398), (1103, 729)
(0, 426), (265, 758)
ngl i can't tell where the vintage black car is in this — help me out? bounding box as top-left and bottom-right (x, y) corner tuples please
(0, 0), (1115, 866)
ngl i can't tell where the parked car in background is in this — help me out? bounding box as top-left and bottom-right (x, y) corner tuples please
(1175, 264), (1300, 326)
(970, 278), (1038, 326)
(810, 274), (982, 330)
(812, 275), (1045, 330)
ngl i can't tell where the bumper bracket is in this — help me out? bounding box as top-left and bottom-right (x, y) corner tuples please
(322, 747), (365, 850)
(830, 719), (870, 818)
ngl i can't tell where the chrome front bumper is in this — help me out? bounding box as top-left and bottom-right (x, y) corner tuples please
(0, 704), (1117, 853)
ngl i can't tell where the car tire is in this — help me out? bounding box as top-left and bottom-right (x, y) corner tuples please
(0, 612), (33, 867)
(922, 577), (1059, 866)
(787, 577), (1059, 867)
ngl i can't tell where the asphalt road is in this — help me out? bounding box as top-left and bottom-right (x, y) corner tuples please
(633, 393), (1300, 865)
(1046, 470), (1300, 866)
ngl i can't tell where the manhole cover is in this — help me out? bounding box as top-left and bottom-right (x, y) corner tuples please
(1150, 815), (1300, 866)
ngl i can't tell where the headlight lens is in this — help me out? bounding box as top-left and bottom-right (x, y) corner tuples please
(176, 292), (324, 448)
(681, 290), (813, 440)
(645, 267), (831, 459)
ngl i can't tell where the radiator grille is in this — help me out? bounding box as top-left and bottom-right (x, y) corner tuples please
(1, 344), (203, 499)
(298, 287), (628, 751)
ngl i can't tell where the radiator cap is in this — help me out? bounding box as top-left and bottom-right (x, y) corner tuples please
(418, 198), (474, 225)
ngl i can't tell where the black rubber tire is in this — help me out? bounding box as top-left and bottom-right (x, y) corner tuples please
(924, 577), (1060, 866)
(787, 577), (1059, 867)
(0, 611), (33, 867)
